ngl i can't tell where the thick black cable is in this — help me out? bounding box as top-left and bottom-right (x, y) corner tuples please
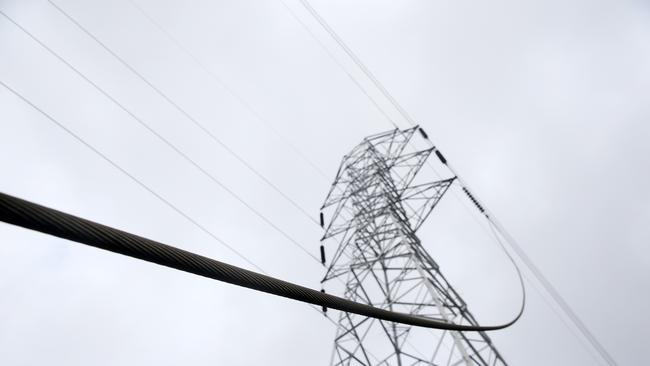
(1, 2), (523, 334)
(0, 72), (520, 336)
(0, 191), (522, 332)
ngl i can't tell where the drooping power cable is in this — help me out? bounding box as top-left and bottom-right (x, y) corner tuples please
(0, 191), (524, 332)
(0, 0), (523, 336)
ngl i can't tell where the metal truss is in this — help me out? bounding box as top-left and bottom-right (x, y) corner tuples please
(320, 126), (507, 366)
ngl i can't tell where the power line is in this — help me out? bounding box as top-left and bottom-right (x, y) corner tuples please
(0, 8), (374, 353)
(273, 6), (535, 334)
(121, 3), (525, 346)
(127, 0), (330, 180)
(297, 0), (415, 128)
(125, 0), (357, 225)
(278, 0), (510, 270)
(125, 0), (386, 227)
(0, 9), (319, 264)
(2, 6), (520, 365)
(0, 76), (525, 364)
(318, 129), (516, 365)
(293, 2), (618, 364)
(287, 0), (508, 246)
(123, 2), (465, 276)
(488, 212), (618, 366)
(59, 4), (432, 360)
(127, 0), (365, 247)
(276, 0), (398, 129)
(47, 0), (319, 228)
(0, 78), (261, 273)
(2, 2), (610, 362)
(1, 76), (389, 362)
(445, 158), (619, 366)
(0, 190), (523, 331)
(129, 0), (614, 359)
(49, 1), (526, 349)
(3, 4), (514, 361)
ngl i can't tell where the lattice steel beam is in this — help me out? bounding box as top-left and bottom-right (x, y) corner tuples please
(320, 126), (507, 366)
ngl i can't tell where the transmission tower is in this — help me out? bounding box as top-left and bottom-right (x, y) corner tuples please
(319, 126), (507, 366)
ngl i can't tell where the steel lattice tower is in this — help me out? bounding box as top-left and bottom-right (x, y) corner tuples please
(319, 127), (507, 366)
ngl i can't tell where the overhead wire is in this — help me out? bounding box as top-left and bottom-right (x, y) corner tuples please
(297, 0), (413, 128)
(45, 6), (382, 316)
(0, 8), (320, 264)
(496, 249), (610, 366)
(274, 4), (533, 329)
(0, 6), (376, 355)
(275, 0), (399, 129)
(286, 0), (529, 354)
(403, 97), (615, 366)
(414, 152), (608, 364)
(1, 0), (541, 353)
(527, 276), (611, 366)
(125, 0), (361, 225)
(107, 3), (435, 359)
(118, 0), (525, 349)
(92, 0), (526, 339)
(0, 2), (525, 337)
(280, 0), (504, 253)
(127, 0), (614, 360)
(127, 0), (331, 180)
(291, 1), (617, 364)
(0, 4), (494, 364)
(129, 0), (364, 238)
(0, 190), (524, 332)
(121, 1), (473, 285)
(0, 77), (374, 358)
(46, 0), (360, 280)
(48, 0), (320, 227)
(1, 4), (373, 354)
(448, 160), (618, 366)
(0, 78), (261, 273)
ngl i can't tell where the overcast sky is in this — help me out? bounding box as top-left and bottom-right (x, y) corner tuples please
(1, 0), (649, 365)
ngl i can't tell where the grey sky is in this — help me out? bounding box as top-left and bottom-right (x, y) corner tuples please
(0, 0), (648, 365)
